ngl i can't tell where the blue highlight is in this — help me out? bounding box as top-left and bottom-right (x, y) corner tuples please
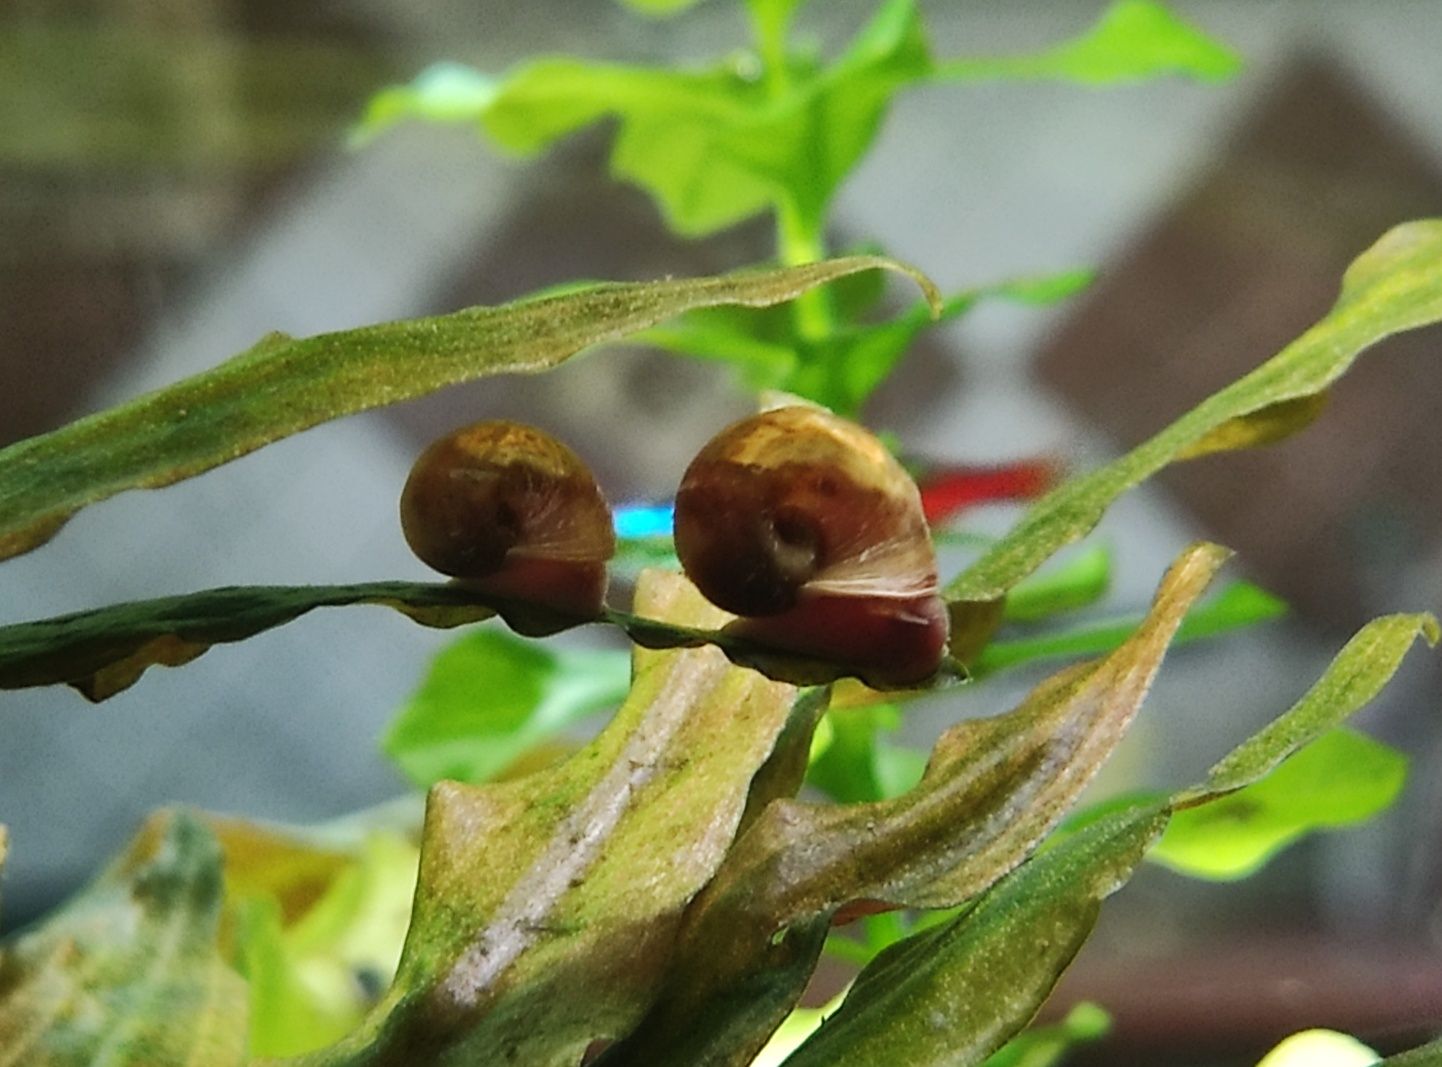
(614, 503), (675, 540)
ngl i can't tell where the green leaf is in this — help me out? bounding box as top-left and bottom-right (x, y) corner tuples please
(0, 581), (498, 701)
(645, 268), (1093, 413)
(1152, 729), (1408, 880)
(306, 571), (807, 1065)
(974, 580), (1287, 677)
(617, 0), (706, 16)
(0, 811), (248, 1066)
(787, 269), (1095, 416)
(1195, 613), (1439, 795)
(1383, 1037), (1442, 1065)
(229, 829), (419, 1057)
(384, 631), (632, 787)
(351, 62), (499, 144)
(0, 577), (964, 703)
(601, 542), (1224, 1066)
(946, 219), (1442, 631)
(937, 0), (1241, 84)
(1001, 544), (1112, 623)
(0, 256), (937, 562)
(805, 703), (925, 803)
(781, 803), (1167, 1067)
(981, 1002), (1112, 1067)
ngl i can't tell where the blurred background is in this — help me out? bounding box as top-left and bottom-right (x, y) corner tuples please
(2, 2), (1441, 1064)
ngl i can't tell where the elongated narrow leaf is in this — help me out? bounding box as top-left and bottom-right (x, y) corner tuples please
(0, 576), (962, 703)
(1153, 728), (1407, 879)
(302, 571), (806, 1065)
(602, 543), (1225, 1065)
(1384, 1037), (1442, 1065)
(0, 258), (936, 562)
(786, 606), (1436, 1064)
(937, 0), (1240, 84)
(1195, 612), (1439, 795)
(783, 803), (1168, 1067)
(383, 631), (632, 787)
(974, 580), (1286, 677)
(946, 219), (1442, 634)
(0, 582), (498, 701)
(0, 811), (248, 1066)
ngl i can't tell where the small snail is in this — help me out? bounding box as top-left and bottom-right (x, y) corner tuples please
(401, 421), (615, 627)
(674, 405), (948, 686)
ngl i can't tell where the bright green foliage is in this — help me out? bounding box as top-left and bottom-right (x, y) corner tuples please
(0, 812), (248, 1066)
(0, 257), (934, 563)
(616, 0), (706, 16)
(1154, 729), (1407, 880)
(644, 268), (1094, 416)
(1002, 544), (1113, 623)
(356, 2), (1234, 240)
(937, 0), (1240, 84)
(384, 631), (631, 787)
(806, 703), (925, 803)
(231, 831), (419, 1057)
(974, 580), (1286, 677)
(948, 219), (1442, 633)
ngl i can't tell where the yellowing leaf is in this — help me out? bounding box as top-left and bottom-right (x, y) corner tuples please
(603, 542), (1226, 1066)
(0, 811), (247, 1067)
(306, 571), (805, 1064)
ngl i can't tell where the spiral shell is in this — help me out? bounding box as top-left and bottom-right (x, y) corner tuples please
(674, 405), (947, 685)
(400, 421), (615, 622)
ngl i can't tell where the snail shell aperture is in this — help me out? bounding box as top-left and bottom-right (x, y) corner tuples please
(674, 405), (948, 686)
(400, 420), (616, 621)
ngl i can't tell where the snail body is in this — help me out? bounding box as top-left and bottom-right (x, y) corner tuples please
(674, 405), (947, 686)
(401, 421), (615, 626)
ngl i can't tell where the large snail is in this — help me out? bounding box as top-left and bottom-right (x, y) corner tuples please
(674, 405), (948, 686)
(400, 421), (616, 627)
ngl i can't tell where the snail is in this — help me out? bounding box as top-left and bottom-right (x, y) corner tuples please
(674, 405), (948, 686)
(400, 421), (615, 628)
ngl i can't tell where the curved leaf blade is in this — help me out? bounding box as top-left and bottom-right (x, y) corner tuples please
(1197, 612), (1439, 795)
(781, 802), (1167, 1067)
(0, 579), (964, 703)
(304, 571), (806, 1065)
(0, 257), (937, 562)
(946, 219), (1442, 625)
(1153, 728), (1407, 880)
(937, 0), (1240, 84)
(0, 811), (247, 1067)
(601, 543), (1224, 1065)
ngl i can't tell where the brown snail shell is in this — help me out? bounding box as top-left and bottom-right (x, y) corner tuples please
(400, 421), (615, 624)
(674, 405), (947, 686)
